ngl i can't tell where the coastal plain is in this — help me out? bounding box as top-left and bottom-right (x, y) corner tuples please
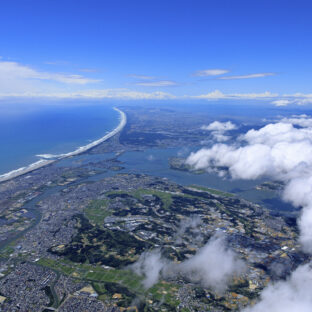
(0, 105), (307, 311)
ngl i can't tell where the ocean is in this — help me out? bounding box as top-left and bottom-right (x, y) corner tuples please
(0, 103), (119, 175)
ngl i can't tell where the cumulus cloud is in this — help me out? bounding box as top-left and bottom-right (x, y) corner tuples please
(174, 233), (245, 292)
(131, 233), (245, 293)
(187, 120), (312, 181)
(131, 249), (168, 289)
(243, 263), (312, 312)
(280, 115), (312, 128)
(211, 133), (231, 142)
(272, 99), (291, 106)
(193, 69), (229, 76)
(186, 116), (312, 251)
(174, 216), (203, 245)
(193, 89), (226, 99)
(186, 115), (312, 309)
(201, 121), (237, 142)
(202, 121), (237, 132)
(272, 94), (312, 106)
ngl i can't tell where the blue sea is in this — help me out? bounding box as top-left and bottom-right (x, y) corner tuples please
(0, 103), (119, 175)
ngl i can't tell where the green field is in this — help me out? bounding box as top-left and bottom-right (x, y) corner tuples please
(84, 199), (110, 226)
(38, 258), (141, 287)
(37, 257), (181, 309)
(106, 188), (173, 210)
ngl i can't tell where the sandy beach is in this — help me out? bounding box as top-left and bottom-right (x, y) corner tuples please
(0, 107), (126, 183)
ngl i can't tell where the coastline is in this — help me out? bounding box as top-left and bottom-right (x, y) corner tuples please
(0, 107), (126, 183)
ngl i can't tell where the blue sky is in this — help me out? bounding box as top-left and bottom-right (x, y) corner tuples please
(0, 0), (312, 105)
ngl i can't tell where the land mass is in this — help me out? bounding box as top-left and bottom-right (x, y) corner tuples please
(0, 105), (307, 312)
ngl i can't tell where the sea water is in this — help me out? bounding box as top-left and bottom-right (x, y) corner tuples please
(0, 103), (119, 175)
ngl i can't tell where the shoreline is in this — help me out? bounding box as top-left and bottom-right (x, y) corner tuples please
(0, 107), (126, 183)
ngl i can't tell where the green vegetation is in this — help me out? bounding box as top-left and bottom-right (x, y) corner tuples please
(93, 281), (137, 307)
(0, 245), (14, 258)
(38, 257), (181, 309)
(38, 258), (144, 292)
(189, 185), (234, 197)
(40, 185), (259, 310)
(148, 281), (180, 307)
(84, 199), (110, 226)
(107, 188), (173, 210)
(51, 214), (150, 267)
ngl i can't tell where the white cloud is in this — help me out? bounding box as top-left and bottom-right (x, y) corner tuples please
(128, 74), (177, 87)
(186, 116), (312, 251)
(232, 91), (278, 99)
(202, 121), (237, 132)
(280, 116), (312, 128)
(201, 121), (237, 142)
(130, 233), (245, 292)
(186, 115), (312, 310)
(0, 61), (100, 85)
(187, 123), (312, 180)
(174, 233), (245, 293)
(243, 263), (312, 312)
(131, 249), (168, 289)
(0, 87), (283, 101)
(193, 90), (278, 100)
(212, 133), (231, 142)
(297, 98), (312, 105)
(191, 91), (312, 106)
(1, 82), (311, 106)
(272, 99), (291, 106)
(243, 122), (312, 146)
(128, 74), (156, 80)
(272, 94), (312, 106)
(193, 69), (229, 76)
(194, 89), (226, 99)
(78, 68), (99, 73)
(0, 60), (310, 106)
(284, 92), (312, 98)
(135, 80), (177, 87)
(0, 89), (176, 100)
(44, 60), (69, 66)
(218, 72), (275, 80)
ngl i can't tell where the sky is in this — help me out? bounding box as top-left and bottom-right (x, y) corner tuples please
(1, 0), (312, 105)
